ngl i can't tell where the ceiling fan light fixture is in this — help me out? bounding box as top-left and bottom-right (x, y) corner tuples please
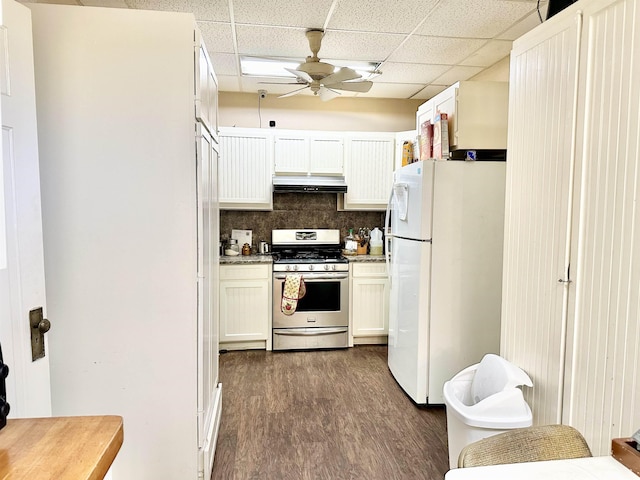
(240, 57), (300, 78)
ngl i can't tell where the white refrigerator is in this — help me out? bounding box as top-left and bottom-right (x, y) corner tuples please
(385, 160), (506, 404)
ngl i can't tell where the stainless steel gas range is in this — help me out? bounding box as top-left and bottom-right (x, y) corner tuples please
(271, 229), (349, 351)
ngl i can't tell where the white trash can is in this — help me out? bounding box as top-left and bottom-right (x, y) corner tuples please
(443, 354), (533, 469)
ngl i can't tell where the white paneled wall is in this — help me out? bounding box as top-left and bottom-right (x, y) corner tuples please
(565, 0), (640, 452)
(504, 0), (640, 456)
(502, 11), (582, 425)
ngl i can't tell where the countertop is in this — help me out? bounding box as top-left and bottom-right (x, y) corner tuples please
(346, 255), (386, 262)
(0, 415), (123, 479)
(219, 254), (386, 264)
(220, 254), (273, 264)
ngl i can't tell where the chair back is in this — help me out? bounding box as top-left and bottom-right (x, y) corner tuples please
(458, 424), (592, 468)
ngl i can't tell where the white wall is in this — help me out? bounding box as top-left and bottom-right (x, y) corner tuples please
(219, 92), (423, 132)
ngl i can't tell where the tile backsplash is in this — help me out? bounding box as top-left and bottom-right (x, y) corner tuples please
(220, 193), (384, 247)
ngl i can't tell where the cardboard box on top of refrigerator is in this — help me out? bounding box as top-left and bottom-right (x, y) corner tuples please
(419, 120), (433, 160)
(433, 113), (449, 160)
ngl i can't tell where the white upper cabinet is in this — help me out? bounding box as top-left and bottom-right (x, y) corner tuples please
(417, 81), (509, 153)
(340, 133), (395, 211)
(194, 35), (218, 139)
(219, 127), (396, 210)
(274, 130), (344, 175)
(218, 127), (273, 210)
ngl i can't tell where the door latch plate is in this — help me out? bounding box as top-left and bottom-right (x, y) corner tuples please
(29, 307), (50, 361)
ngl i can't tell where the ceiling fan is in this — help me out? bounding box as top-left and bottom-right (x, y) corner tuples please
(262, 29), (375, 101)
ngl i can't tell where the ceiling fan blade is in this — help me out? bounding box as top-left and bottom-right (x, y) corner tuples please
(278, 85), (309, 98)
(284, 67), (313, 84)
(258, 81), (305, 85)
(328, 81), (373, 93)
(321, 67), (361, 85)
(319, 87), (341, 102)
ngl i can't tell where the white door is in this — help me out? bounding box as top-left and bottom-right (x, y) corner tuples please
(0, 0), (51, 418)
(391, 160), (434, 241)
(387, 235), (431, 404)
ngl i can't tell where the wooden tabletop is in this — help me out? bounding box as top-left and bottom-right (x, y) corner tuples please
(0, 415), (123, 479)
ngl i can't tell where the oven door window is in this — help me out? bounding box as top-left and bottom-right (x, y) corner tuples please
(280, 279), (341, 312)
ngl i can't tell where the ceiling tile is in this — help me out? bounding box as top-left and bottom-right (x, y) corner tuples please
(411, 84), (448, 100)
(431, 65), (485, 85)
(235, 25), (311, 58)
(81, 0), (128, 7)
(198, 22), (235, 54)
(459, 39), (513, 67)
(388, 35), (486, 65)
(231, 0), (334, 28)
(368, 82), (426, 99)
(210, 53), (238, 76)
(497, 9), (545, 40)
(319, 30), (405, 62)
(328, 0), (439, 34)
(377, 62), (450, 84)
(416, 0), (536, 39)
(126, 0), (230, 22)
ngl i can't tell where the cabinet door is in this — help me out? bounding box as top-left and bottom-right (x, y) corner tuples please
(309, 135), (343, 174)
(351, 264), (389, 337)
(274, 131), (344, 175)
(196, 124), (218, 449)
(195, 38), (217, 137)
(342, 134), (394, 210)
(501, 9), (581, 427)
(564, 0), (640, 455)
(219, 128), (273, 210)
(274, 133), (309, 174)
(219, 265), (270, 343)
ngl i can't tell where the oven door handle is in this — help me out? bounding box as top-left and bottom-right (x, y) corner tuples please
(274, 327), (348, 336)
(273, 273), (349, 280)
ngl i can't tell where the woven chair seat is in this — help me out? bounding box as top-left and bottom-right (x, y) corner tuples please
(458, 424), (592, 468)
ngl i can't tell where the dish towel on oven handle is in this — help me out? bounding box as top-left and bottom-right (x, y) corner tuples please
(281, 274), (306, 315)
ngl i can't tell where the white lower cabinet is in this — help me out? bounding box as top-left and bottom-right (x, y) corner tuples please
(350, 262), (389, 345)
(219, 263), (272, 350)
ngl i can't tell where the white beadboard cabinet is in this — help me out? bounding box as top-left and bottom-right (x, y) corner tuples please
(340, 133), (395, 211)
(502, 0), (640, 455)
(219, 127), (273, 210)
(349, 262), (389, 345)
(219, 264), (272, 350)
(27, 4), (221, 479)
(219, 127), (397, 210)
(273, 130), (344, 175)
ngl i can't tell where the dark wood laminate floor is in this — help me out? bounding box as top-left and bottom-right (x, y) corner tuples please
(211, 346), (450, 480)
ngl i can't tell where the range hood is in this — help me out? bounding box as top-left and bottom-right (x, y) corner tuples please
(272, 175), (348, 193)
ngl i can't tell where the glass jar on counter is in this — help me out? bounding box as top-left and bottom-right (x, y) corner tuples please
(227, 238), (239, 254)
(343, 229), (358, 256)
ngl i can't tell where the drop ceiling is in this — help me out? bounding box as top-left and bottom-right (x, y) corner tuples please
(23, 0), (550, 100)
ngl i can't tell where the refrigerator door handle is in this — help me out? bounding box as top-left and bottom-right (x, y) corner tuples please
(385, 187), (394, 282)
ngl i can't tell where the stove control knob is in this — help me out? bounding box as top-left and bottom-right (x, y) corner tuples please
(285, 265), (290, 272)
(324, 264), (330, 271)
(309, 265), (314, 271)
(332, 264), (337, 271)
(293, 265), (299, 271)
